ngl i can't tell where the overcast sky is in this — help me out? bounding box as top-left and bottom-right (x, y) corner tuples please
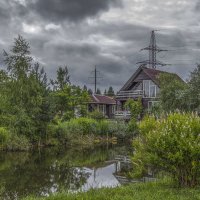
(0, 0), (200, 92)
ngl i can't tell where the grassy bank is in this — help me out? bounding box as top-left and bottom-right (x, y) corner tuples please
(46, 117), (131, 147)
(0, 117), (133, 151)
(24, 180), (200, 200)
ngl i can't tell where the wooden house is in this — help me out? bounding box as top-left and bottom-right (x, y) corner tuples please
(116, 65), (183, 111)
(88, 94), (116, 118)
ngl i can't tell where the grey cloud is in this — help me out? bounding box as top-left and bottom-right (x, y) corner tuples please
(0, 0), (199, 92)
(51, 43), (101, 57)
(28, 0), (122, 22)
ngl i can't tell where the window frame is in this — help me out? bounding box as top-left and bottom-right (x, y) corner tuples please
(143, 80), (159, 98)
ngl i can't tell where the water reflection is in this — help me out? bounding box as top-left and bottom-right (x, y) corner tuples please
(0, 144), (132, 199)
(81, 163), (120, 191)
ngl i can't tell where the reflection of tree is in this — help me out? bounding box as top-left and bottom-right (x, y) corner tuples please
(0, 144), (133, 199)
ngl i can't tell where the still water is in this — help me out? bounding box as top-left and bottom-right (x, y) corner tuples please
(0, 144), (133, 199)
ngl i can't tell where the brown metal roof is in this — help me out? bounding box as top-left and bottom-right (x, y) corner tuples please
(142, 67), (183, 85)
(120, 65), (184, 91)
(90, 94), (116, 105)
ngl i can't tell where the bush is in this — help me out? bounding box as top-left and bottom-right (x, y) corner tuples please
(5, 133), (30, 151)
(0, 127), (9, 149)
(47, 118), (130, 144)
(88, 110), (105, 120)
(132, 113), (200, 187)
(127, 119), (138, 137)
(125, 98), (142, 120)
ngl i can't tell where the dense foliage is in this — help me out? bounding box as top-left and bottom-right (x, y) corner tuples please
(0, 36), (89, 150)
(48, 117), (130, 145)
(132, 113), (200, 187)
(158, 65), (200, 113)
(125, 98), (142, 120)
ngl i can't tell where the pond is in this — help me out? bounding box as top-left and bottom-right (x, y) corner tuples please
(0, 144), (133, 200)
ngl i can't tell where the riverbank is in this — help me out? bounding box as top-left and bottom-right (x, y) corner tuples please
(0, 118), (133, 152)
(24, 180), (200, 200)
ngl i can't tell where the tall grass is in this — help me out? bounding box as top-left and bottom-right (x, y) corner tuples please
(23, 180), (200, 200)
(47, 118), (131, 145)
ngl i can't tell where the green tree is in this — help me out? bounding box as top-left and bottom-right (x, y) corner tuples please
(52, 66), (70, 90)
(187, 64), (200, 111)
(52, 67), (89, 120)
(83, 85), (87, 91)
(2, 35), (51, 143)
(158, 73), (187, 112)
(107, 86), (115, 96)
(88, 89), (93, 95)
(125, 98), (142, 120)
(96, 88), (101, 94)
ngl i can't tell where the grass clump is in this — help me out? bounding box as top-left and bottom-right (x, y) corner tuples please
(23, 180), (200, 200)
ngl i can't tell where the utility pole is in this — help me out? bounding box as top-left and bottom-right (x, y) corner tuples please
(138, 30), (168, 68)
(88, 66), (103, 94)
(94, 66), (97, 93)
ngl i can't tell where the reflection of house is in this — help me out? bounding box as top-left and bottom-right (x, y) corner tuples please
(116, 65), (183, 111)
(88, 94), (116, 118)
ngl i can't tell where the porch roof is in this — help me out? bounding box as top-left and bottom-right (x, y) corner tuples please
(90, 94), (116, 105)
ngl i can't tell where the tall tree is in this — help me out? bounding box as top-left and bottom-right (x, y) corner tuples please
(107, 86), (115, 96)
(52, 68), (89, 120)
(187, 64), (200, 111)
(52, 66), (70, 90)
(2, 35), (51, 142)
(83, 85), (87, 91)
(88, 88), (93, 95)
(96, 88), (101, 95)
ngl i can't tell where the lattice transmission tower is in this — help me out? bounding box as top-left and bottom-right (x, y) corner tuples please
(138, 30), (168, 68)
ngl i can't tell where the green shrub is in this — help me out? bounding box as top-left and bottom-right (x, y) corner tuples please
(127, 118), (138, 137)
(133, 113), (200, 187)
(76, 118), (97, 135)
(125, 98), (142, 120)
(6, 133), (30, 151)
(88, 110), (105, 120)
(96, 120), (109, 136)
(0, 127), (9, 149)
(47, 118), (129, 144)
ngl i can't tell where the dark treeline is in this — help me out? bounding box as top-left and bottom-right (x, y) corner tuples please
(0, 35), (89, 150)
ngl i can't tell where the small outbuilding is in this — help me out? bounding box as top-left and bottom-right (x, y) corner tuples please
(88, 94), (116, 118)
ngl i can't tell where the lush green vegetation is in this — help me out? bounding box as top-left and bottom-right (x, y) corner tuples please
(0, 36), (134, 151)
(0, 36), (92, 151)
(155, 65), (200, 113)
(23, 180), (200, 200)
(47, 117), (131, 146)
(132, 113), (200, 187)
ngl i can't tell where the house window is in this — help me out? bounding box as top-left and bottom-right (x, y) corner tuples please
(143, 80), (159, 98)
(150, 81), (156, 97)
(143, 80), (149, 97)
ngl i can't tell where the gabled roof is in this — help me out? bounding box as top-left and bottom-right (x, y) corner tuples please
(90, 94), (116, 105)
(120, 65), (183, 91)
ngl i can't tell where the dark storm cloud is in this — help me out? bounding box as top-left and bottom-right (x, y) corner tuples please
(0, 0), (199, 91)
(95, 23), (151, 43)
(28, 0), (122, 22)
